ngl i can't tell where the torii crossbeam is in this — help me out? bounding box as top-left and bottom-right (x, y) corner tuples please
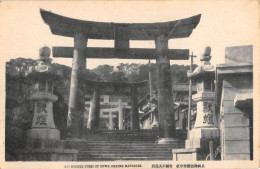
(40, 8), (201, 143)
(41, 9), (200, 60)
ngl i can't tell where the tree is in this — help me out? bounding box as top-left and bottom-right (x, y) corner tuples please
(5, 58), (37, 160)
(5, 57), (77, 160)
(109, 71), (128, 82)
(91, 65), (114, 82)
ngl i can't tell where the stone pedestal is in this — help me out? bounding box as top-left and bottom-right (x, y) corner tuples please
(173, 91), (219, 160)
(27, 128), (60, 140)
(185, 128), (219, 149)
(17, 148), (78, 161)
(173, 148), (209, 161)
(184, 91), (219, 150)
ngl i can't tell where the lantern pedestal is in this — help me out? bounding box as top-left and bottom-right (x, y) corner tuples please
(26, 128), (60, 140)
(173, 91), (219, 160)
(184, 91), (219, 149)
(185, 128), (219, 149)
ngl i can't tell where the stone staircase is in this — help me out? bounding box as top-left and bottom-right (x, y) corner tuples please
(65, 130), (186, 161)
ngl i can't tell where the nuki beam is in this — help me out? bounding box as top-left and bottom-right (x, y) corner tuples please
(85, 79), (148, 88)
(53, 47), (190, 60)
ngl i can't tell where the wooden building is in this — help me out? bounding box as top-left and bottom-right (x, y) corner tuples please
(139, 92), (158, 129)
(139, 84), (196, 130)
(173, 84), (197, 130)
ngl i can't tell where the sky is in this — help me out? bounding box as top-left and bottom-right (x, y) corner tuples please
(0, 0), (259, 69)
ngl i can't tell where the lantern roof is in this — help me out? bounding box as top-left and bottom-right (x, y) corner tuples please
(26, 46), (62, 79)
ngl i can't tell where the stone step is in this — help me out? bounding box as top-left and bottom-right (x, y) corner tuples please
(78, 151), (172, 155)
(77, 147), (174, 150)
(76, 149), (176, 153)
(83, 136), (158, 139)
(78, 153), (172, 158)
(78, 141), (157, 144)
(96, 129), (156, 133)
(93, 132), (155, 135)
(66, 138), (158, 142)
(77, 156), (172, 161)
(71, 140), (183, 144)
(76, 147), (184, 153)
(73, 142), (184, 147)
(74, 142), (184, 146)
(78, 153), (173, 158)
(84, 135), (157, 137)
(82, 139), (158, 142)
(95, 129), (186, 135)
(73, 142), (185, 148)
(85, 135), (156, 137)
(73, 145), (183, 149)
(70, 130), (186, 161)
(76, 145), (177, 149)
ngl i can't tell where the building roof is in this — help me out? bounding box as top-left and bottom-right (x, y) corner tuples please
(215, 64), (253, 108)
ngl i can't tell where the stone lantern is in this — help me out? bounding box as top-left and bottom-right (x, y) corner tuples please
(186, 46), (219, 150)
(27, 46), (60, 139)
(17, 46), (78, 161)
(172, 47), (219, 161)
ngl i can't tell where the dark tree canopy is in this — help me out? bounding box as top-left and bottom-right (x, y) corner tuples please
(5, 57), (196, 160)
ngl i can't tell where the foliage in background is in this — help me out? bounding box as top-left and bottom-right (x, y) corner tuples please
(5, 58), (37, 160)
(5, 57), (196, 160)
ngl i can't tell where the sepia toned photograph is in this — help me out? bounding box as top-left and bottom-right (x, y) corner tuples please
(0, 1), (259, 169)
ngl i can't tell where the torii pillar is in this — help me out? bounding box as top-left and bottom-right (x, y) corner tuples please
(87, 88), (100, 131)
(131, 86), (139, 130)
(118, 99), (123, 130)
(155, 35), (178, 144)
(67, 33), (87, 138)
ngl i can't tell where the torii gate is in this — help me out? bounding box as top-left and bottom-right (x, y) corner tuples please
(40, 9), (201, 144)
(85, 80), (148, 131)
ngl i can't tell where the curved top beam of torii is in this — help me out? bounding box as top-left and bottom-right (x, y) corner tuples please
(40, 8), (201, 40)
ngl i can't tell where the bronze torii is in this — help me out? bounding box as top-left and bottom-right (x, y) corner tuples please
(85, 80), (148, 131)
(40, 9), (201, 144)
